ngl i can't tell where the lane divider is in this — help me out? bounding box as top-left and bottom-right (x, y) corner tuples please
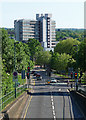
(51, 93), (56, 120)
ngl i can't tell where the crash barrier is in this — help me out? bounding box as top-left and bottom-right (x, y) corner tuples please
(0, 84), (27, 112)
(70, 90), (86, 118)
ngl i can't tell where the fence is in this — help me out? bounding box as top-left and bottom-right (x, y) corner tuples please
(0, 84), (27, 112)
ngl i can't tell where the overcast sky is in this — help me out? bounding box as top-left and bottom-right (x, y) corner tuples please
(0, 0), (85, 28)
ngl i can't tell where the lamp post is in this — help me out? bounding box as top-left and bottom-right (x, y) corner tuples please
(14, 41), (19, 98)
(73, 45), (78, 91)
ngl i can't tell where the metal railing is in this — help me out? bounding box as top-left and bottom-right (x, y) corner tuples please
(0, 84), (27, 112)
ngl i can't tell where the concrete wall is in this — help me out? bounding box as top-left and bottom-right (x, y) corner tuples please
(70, 90), (86, 118)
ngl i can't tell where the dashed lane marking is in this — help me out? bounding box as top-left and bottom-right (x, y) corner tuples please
(52, 105), (55, 110)
(53, 110), (55, 115)
(51, 101), (54, 106)
(59, 89), (61, 91)
(51, 96), (53, 99)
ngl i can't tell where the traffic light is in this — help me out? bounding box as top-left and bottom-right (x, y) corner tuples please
(71, 72), (73, 79)
(75, 73), (77, 79)
(27, 66), (30, 72)
(27, 72), (30, 79)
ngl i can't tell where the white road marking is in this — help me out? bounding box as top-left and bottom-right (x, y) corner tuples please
(51, 92), (56, 120)
(59, 88), (61, 91)
(53, 110), (55, 115)
(51, 98), (53, 102)
(52, 105), (54, 110)
(67, 89), (69, 92)
(51, 101), (54, 106)
(51, 96), (53, 99)
(54, 115), (56, 119)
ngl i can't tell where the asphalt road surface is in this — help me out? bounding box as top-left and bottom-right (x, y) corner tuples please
(22, 69), (85, 119)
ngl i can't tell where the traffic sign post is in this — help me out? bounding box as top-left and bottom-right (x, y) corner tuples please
(21, 70), (25, 79)
(27, 66), (30, 88)
(74, 72), (78, 91)
(13, 71), (18, 98)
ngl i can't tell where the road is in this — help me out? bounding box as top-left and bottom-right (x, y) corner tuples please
(21, 69), (85, 119)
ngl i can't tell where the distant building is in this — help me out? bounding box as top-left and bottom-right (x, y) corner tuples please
(14, 19), (36, 42)
(14, 14), (56, 51)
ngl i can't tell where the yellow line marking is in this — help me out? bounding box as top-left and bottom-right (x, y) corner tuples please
(23, 79), (35, 119)
(34, 80), (35, 85)
(23, 96), (32, 119)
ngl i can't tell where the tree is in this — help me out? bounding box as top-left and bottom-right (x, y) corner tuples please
(78, 41), (86, 72)
(2, 28), (15, 73)
(27, 38), (43, 61)
(35, 50), (51, 67)
(56, 29), (84, 42)
(54, 38), (80, 56)
(14, 42), (31, 72)
(50, 52), (75, 72)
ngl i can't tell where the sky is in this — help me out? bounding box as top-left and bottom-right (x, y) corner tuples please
(0, 0), (85, 28)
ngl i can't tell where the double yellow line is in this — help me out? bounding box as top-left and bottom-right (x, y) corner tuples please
(23, 95), (32, 119)
(23, 80), (35, 119)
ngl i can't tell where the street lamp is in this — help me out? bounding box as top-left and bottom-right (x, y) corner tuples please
(73, 45), (78, 91)
(14, 41), (19, 98)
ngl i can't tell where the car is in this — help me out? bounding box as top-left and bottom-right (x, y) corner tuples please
(31, 71), (35, 74)
(37, 76), (42, 80)
(36, 73), (40, 77)
(33, 72), (37, 76)
(50, 79), (57, 83)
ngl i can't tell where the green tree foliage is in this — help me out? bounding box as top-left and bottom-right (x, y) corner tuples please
(35, 50), (51, 66)
(56, 29), (84, 42)
(78, 41), (86, 72)
(54, 38), (80, 57)
(2, 62), (13, 95)
(2, 28), (35, 73)
(50, 53), (75, 72)
(27, 38), (43, 61)
(14, 42), (31, 72)
(2, 28), (14, 73)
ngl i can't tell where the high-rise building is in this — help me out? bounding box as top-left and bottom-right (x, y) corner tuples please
(14, 19), (36, 42)
(14, 14), (56, 51)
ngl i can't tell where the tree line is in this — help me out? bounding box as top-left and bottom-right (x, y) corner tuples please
(56, 29), (84, 42)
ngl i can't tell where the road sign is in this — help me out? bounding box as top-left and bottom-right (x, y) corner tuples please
(13, 71), (17, 76)
(13, 71), (18, 82)
(21, 70), (25, 79)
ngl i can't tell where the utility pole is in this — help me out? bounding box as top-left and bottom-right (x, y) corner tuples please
(14, 42), (19, 98)
(73, 45), (78, 91)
